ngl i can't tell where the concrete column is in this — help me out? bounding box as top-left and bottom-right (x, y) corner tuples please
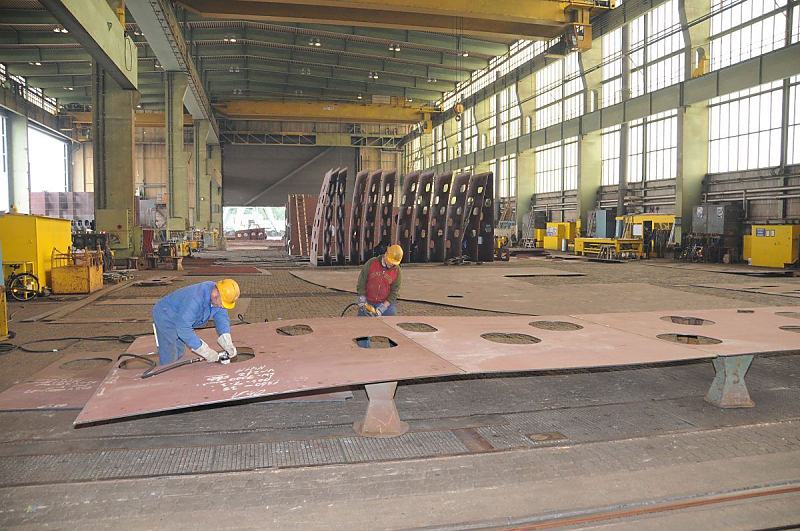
(516, 148), (535, 230)
(676, 0), (712, 243)
(578, 132), (602, 233)
(165, 71), (189, 231)
(7, 114), (30, 213)
(208, 143), (223, 246)
(92, 63), (137, 256)
(193, 119), (211, 230)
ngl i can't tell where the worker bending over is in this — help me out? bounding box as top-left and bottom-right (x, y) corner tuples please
(357, 244), (403, 316)
(152, 279), (240, 365)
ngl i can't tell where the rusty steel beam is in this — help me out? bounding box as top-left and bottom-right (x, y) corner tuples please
(395, 171), (420, 263)
(360, 169), (382, 263)
(444, 172), (471, 261)
(378, 170), (397, 249)
(309, 169), (333, 266)
(334, 168), (347, 265)
(463, 172), (494, 263)
(348, 170), (368, 265)
(411, 170), (434, 263)
(428, 171), (452, 262)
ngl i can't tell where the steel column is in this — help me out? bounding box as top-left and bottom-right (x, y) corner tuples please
(353, 381), (409, 438)
(705, 355), (756, 408)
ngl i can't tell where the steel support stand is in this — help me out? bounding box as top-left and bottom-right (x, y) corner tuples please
(705, 354), (755, 408)
(353, 381), (409, 437)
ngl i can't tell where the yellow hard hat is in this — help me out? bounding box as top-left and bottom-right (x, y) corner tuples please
(385, 244), (403, 266)
(216, 278), (240, 309)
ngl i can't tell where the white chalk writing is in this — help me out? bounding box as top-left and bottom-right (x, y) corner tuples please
(23, 378), (98, 393)
(202, 365), (280, 396)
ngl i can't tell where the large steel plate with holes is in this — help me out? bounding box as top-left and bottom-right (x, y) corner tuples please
(74, 319), (462, 425)
(0, 351), (117, 410)
(576, 307), (800, 357)
(381, 316), (712, 373)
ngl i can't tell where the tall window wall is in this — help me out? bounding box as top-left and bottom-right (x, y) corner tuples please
(629, 0), (686, 97)
(463, 108), (479, 154)
(790, 75), (800, 165)
(535, 53), (583, 130)
(601, 28), (624, 108)
(534, 138), (578, 193)
(498, 86), (521, 142)
(628, 110), (678, 183)
(601, 125), (622, 186)
(497, 154), (517, 199)
(0, 115), (8, 212)
(708, 0), (796, 172)
(433, 124), (446, 165)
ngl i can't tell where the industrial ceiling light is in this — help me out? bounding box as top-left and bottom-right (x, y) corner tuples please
(406, 97), (413, 102)
(426, 77), (437, 83)
(29, 61), (42, 66)
(228, 65), (240, 73)
(136, 103), (142, 108)
(295, 89), (304, 95)
(223, 35), (237, 43)
(389, 43), (400, 52)
(155, 62), (162, 69)
(462, 51), (469, 57)
(357, 93), (363, 100)
(63, 86), (73, 91)
(300, 67), (311, 75)
(368, 71), (379, 80)
(308, 37), (321, 47)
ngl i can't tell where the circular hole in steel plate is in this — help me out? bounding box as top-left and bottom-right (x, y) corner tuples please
(656, 333), (722, 345)
(276, 324), (313, 336)
(481, 332), (541, 345)
(119, 355), (158, 370)
(779, 326), (800, 333)
(529, 321), (583, 331)
(396, 322), (438, 333)
(776, 311), (800, 319)
(229, 347), (255, 363)
(59, 357), (112, 370)
(659, 316), (715, 326)
(354, 336), (398, 349)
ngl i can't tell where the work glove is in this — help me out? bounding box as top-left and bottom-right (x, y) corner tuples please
(193, 341), (220, 363)
(375, 302), (390, 316)
(217, 333), (237, 359)
(357, 295), (367, 312)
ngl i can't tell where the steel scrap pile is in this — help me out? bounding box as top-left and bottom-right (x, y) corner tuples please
(286, 168), (495, 266)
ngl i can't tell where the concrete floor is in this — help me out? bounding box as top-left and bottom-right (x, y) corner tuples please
(1, 248), (799, 529)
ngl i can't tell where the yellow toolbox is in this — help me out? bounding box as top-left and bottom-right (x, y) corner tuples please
(0, 213), (72, 289)
(50, 250), (104, 294)
(748, 225), (800, 268)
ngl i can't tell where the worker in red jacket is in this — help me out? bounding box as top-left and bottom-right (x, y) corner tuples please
(356, 244), (403, 317)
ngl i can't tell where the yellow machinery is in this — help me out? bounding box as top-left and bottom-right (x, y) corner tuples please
(574, 238), (644, 258)
(617, 214), (676, 238)
(543, 221), (577, 250)
(746, 225), (800, 268)
(0, 213), (72, 290)
(50, 250), (104, 294)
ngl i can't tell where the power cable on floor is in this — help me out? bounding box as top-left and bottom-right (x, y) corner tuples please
(0, 333), (146, 355)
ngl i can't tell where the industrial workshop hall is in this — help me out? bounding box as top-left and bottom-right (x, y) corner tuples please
(1, 0), (800, 528)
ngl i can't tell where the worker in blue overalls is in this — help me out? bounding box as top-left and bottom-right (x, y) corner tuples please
(152, 279), (240, 365)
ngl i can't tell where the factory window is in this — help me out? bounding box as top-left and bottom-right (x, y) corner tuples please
(28, 126), (68, 193)
(535, 137), (578, 193)
(462, 107), (479, 155)
(535, 53), (583, 130)
(788, 76), (800, 165)
(408, 136), (423, 172)
(489, 94), (497, 146)
(499, 86), (521, 142)
(629, 0), (686, 97)
(433, 124), (447, 164)
(708, 81), (783, 173)
(601, 125), (621, 186)
(498, 154), (517, 199)
(0, 115), (8, 212)
(601, 28), (623, 108)
(628, 110), (677, 183)
(710, 0), (788, 71)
